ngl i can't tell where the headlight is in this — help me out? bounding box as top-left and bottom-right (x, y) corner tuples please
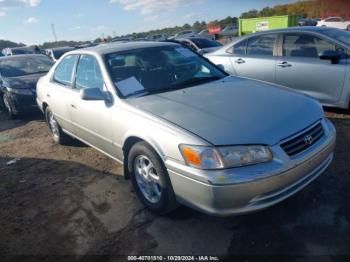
(6, 87), (32, 95)
(179, 144), (272, 170)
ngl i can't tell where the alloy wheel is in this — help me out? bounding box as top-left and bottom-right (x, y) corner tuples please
(134, 155), (162, 204)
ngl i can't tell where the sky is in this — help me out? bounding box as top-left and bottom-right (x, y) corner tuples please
(0, 0), (296, 45)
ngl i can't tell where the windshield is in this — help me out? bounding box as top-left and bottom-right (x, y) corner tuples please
(322, 29), (350, 46)
(0, 56), (53, 77)
(190, 38), (222, 49)
(105, 45), (227, 98)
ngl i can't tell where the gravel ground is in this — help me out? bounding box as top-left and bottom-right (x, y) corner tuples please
(0, 109), (349, 261)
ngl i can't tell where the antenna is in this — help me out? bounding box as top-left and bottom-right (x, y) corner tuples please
(51, 23), (58, 42)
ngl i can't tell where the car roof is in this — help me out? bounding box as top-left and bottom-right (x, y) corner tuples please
(234, 26), (350, 41)
(68, 41), (179, 55)
(0, 54), (48, 61)
(247, 26), (333, 35)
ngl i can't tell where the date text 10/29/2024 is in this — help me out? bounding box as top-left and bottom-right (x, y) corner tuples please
(127, 256), (220, 261)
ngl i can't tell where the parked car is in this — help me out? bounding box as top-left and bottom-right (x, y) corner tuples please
(198, 29), (215, 40)
(146, 34), (168, 41)
(36, 42), (335, 216)
(176, 37), (222, 54)
(206, 27), (350, 110)
(110, 37), (133, 43)
(46, 47), (75, 62)
(298, 18), (318, 26)
(0, 54), (53, 118)
(170, 30), (198, 40)
(317, 17), (350, 30)
(2, 46), (42, 56)
(219, 25), (238, 37)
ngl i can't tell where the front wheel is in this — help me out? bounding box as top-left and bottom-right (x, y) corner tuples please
(2, 92), (16, 119)
(45, 107), (71, 145)
(128, 142), (178, 214)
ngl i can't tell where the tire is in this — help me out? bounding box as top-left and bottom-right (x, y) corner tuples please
(2, 92), (17, 119)
(128, 141), (178, 214)
(45, 106), (71, 145)
(347, 25), (350, 31)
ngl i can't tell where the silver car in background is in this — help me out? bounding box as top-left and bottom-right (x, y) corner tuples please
(36, 42), (336, 216)
(206, 27), (350, 110)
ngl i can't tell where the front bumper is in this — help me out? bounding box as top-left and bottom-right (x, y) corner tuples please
(166, 118), (336, 216)
(5, 91), (38, 114)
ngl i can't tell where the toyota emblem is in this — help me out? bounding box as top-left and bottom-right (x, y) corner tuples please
(304, 135), (313, 145)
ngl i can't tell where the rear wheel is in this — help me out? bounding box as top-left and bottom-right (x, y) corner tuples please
(128, 142), (178, 214)
(45, 106), (71, 145)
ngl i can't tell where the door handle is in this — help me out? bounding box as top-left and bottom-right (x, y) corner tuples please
(47, 94), (51, 98)
(70, 104), (77, 109)
(277, 62), (292, 68)
(235, 58), (246, 64)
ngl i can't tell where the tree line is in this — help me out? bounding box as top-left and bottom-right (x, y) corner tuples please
(1, 0), (348, 50)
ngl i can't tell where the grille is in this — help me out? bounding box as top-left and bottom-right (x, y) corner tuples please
(281, 122), (324, 157)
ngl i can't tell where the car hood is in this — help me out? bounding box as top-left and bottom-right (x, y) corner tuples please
(127, 77), (324, 146)
(3, 73), (46, 90)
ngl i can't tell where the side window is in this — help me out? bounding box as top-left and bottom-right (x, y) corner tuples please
(325, 18), (342, 22)
(53, 55), (78, 86)
(246, 35), (276, 56)
(75, 55), (104, 90)
(283, 33), (336, 58)
(226, 40), (247, 55)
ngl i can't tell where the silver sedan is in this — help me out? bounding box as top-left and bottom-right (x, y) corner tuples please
(36, 41), (336, 216)
(205, 27), (350, 110)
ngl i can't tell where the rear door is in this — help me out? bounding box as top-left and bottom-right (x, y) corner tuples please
(229, 33), (278, 83)
(47, 54), (79, 133)
(275, 32), (346, 105)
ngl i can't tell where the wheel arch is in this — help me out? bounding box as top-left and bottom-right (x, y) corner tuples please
(122, 135), (165, 179)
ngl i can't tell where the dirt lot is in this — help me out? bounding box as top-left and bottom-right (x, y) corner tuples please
(0, 109), (350, 260)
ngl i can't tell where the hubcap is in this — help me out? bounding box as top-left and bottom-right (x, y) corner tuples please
(134, 155), (162, 204)
(48, 112), (59, 139)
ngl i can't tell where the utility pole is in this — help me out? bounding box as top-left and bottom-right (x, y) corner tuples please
(51, 23), (58, 42)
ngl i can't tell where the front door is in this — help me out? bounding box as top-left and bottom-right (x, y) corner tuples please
(69, 54), (115, 156)
(275, 32), (346, 105)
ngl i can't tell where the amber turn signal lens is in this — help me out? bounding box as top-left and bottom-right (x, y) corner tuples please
(181, 146), (201, 166)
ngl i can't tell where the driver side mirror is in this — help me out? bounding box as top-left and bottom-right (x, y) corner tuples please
(80, 88), (109, 102)
(319, 50), (341, 64)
